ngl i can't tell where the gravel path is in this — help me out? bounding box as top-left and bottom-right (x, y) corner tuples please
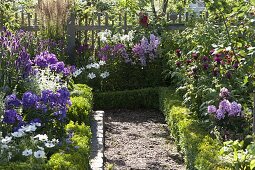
(104, 109), (185, 170)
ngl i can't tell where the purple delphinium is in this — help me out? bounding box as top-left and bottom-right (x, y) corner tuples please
(5, 94), (22, 109)
(16, 49), (33, 78)
(219, 87), (230, 98)
(208, 105), (217, 113)
(3, 109), (22, 124)
(22, 91), (39, 109)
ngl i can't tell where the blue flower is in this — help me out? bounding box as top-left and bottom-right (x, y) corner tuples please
(5, 94), (22, 108)
(22, 91), (39, 109)
(3, 109), (22, 124)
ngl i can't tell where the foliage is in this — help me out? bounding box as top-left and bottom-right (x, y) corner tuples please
(74, 30), (164, 92)
(195, 136), (224, 170)
(68, 96), (91, 124)
(47, 121), (91, 170)
(0, 28), (92, 168)
(0, 0), (19, 30)
(159, 87), (223, 170)
(94, 87), (160, 109)
(218, 137), (255, 170)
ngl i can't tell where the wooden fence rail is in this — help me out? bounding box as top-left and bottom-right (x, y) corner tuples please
(0, 10), (208, 58)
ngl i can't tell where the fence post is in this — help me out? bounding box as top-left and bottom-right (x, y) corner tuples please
(67, 11), (76, 64)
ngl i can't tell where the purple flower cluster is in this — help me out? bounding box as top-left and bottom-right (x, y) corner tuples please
(3, 87), (71, 125)
(207, 88), (242, 120)
(132, 34), (160, 66)
(3, 109), (22, 124)
(5, 94), (22, 109)
(98, 44), (131, 63)
(34, 51), (75, 76)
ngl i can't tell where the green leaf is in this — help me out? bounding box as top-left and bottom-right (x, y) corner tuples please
(243, 76), (249, 85)
(238, 50), (246, 57)
(250, 159), (255, 170)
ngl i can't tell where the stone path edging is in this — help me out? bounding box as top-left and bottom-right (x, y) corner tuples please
(89, 110), (105, 170)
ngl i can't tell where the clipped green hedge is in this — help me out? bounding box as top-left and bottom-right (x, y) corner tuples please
(68, 84), (93, 124)
(94, 87), (160, 109)
(159, 87), (224, 170)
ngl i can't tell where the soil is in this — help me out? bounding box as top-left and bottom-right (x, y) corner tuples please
(104, 109), (185, 170)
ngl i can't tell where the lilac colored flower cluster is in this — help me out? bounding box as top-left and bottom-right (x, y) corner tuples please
(207, 88), (242, 120)
(132, 34), (160, 66)
(34, 51), (75, 76)
(98, 44), (131, 63)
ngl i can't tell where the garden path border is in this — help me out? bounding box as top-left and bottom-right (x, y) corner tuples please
(89, 110), (105, 170)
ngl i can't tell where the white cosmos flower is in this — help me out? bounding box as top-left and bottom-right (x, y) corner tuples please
(92, 63), (100, 69)
(88, 73), (96, 79)
(73, 67), (84, 77)
(21, 124), (37, 132)
(100, 71), (110, 79)
(45, 142), (55, 148)
(22, 149), (32, 156)
(99, 60), (106, 66)
(34, 150), (46, 158)
(34, 134), (48, 142)
(1, 144), (9, 149)
(11, 131), (24, 138)
(1, 136), (12, 144)
(86, 64), (92, 69)
(51, 138), (59, 144)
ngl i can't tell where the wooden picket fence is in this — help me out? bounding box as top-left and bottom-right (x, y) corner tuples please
(0, 9), (208, 57)
(66, 11), (209, 56)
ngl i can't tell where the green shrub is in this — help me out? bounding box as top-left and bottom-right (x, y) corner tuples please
(195, 136), (224, 170)
(47, 121), (91, 170)
(68, 96), (91, 124)
(159, 87), (224, 170)
(94, 87), (160, 109)
(67, 84), (93, 124)
(178, 118), (207, 169)
(71, 84), (93, 102)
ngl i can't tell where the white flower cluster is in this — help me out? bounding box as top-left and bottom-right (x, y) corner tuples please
(85, 60), (109, 79)
(98, 29), (135, 44)
(98, 29), (112, 42)
(73, 67), (85, 78)
(100, 71), (110, 79)
(31, 68), (67, 92)
(0, 123), (58, 159)
(112, 30), (135, 43)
